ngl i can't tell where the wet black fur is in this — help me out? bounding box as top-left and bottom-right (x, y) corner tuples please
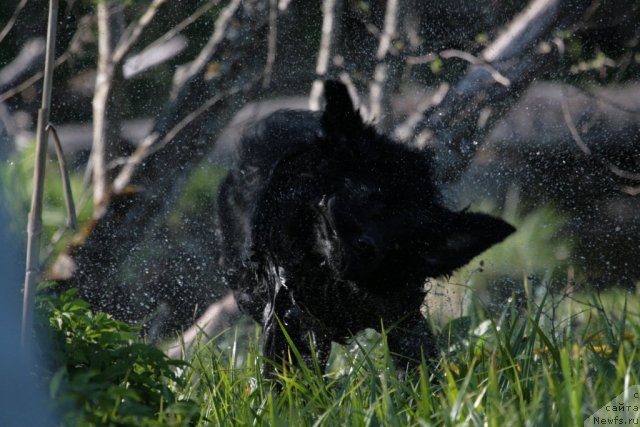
(217, 81), (515, 373)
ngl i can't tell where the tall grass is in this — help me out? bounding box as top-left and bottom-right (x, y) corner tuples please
(166, 288), (639, 426)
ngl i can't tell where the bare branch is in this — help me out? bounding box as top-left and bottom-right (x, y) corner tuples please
(115, 0), (250, 193)
(394, 83), (449, 142)
(0, 38), (45, 93)
(172, 0), (242, 96)
(440, 49), (511, 87)
(146, 0), (220, 51)
(309, 0), (339, 110)
(559, 93), (591, 156)
(114, 93), (223, 192)
(165, 292), (240, 359)
(91, 1), (124, 211)
(0, 53), (66, 103)
(113, 0), (168, 64)
(0, 15), (92, 102)
(338, 72), (362, 107)
(376, 0), (398, 59)
(123, 35), (187, 79)
(263, 0), (279, 88)
(414, 0), (593, 182)
(406, 53), (438, 65)
(48, 1), (271, 321)
(368, 0), (398, 123)
(120, 0), (220, 79)
(561, 91), (640, 182)
(481, 0), (562, 63)
(0, 0), (28, 44)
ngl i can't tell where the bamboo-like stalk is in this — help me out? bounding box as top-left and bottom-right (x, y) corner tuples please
(22, 0), (59, 349)
(48, 125), (77, 229)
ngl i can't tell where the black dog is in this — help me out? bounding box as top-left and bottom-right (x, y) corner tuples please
(217, 81), (514, 373)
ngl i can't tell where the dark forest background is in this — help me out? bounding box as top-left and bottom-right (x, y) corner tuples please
(1, 0), (639, 340)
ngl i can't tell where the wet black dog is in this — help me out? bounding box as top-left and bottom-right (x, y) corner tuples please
(217, 81), (514, 373)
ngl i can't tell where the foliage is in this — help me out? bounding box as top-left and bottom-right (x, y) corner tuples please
(37, 288), (199, 426)
(1, 144), (93, 252)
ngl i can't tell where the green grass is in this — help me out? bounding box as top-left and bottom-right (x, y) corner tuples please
(40, 285), (640, 426)
(1, 142), (94, 257)
(180, 290), (639, 426)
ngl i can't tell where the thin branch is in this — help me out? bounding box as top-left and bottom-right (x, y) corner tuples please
(559, 93), (591, 155)
(114, 0), (247, 193)
(375, 0), (397, 60)
(146, 0), (220, 51)
(309, 0), (338, 110)
(113, 93), (224, 192)
(172, 0), (242, 96)
(0, 38), (45, 92)
(369, 1), (408, 129)
(123, 35), (187, 79)
(0, 52), (67, 103)
(368, 0), (398, 122)
(0, 0), (28, 44)
(440, 49), (511, 87)
(583, 88), (640, 116)
(413, 0), (593, 182)
(0, 15), (92, 102)
(47, 125), (77, 229)
(316, 0), (337, 76)
(263, 0), (278, 87)
(165, 292), (239, 359)
(394, 83), (449, 142)
(338, 72), (362, 107)
(481, 0), (562, 63)
(91, 1), (122, 210)
(561, 91), (640, 181)
(406, 53), (438, 65)
(113, 0), (168, 64)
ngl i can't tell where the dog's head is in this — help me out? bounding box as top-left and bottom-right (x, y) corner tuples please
(314, 81), (515, 290)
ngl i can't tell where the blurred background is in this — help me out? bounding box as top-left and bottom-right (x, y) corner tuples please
(1, 0), (639, 340)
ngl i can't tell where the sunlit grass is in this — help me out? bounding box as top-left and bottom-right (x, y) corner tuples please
(162, 288), (640, 426)
(1, 142), (93, 257)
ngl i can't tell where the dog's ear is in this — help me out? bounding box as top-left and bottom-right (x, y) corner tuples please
(428, 212), (515, 275)
(322, 80), (364, 139)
